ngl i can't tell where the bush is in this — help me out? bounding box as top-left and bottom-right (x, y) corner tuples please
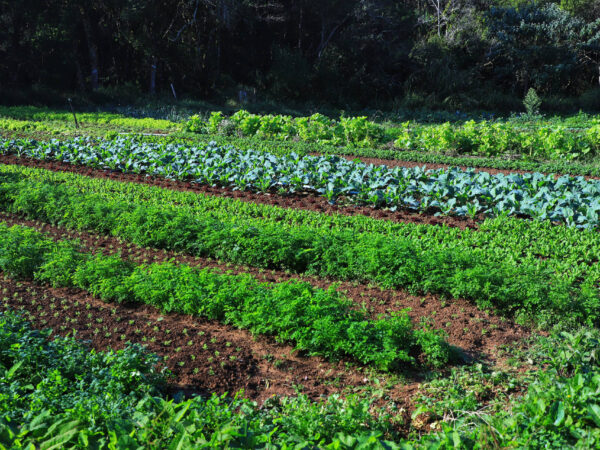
(524, 88), (542, 116)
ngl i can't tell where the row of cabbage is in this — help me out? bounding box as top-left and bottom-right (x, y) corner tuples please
(132, 132), (600, 178)
(185, 110), (600, 159)
(4, 137), (600, 228)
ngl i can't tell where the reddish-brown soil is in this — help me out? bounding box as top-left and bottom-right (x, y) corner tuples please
(0, 154), (479, 230)
(0, 211), (529, 364)
(0, 273), (532, 432)
(0, 275), (389, 404)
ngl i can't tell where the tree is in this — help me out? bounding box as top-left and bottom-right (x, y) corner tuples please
(487, 3), (589, 94)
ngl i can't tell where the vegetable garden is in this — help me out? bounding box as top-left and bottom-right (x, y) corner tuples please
(1, 107), (600, 448)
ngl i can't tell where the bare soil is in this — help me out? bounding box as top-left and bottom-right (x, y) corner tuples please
(0, 275), (383, 405)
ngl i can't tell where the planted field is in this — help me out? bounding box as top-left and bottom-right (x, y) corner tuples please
(5, 137), (600, 227)
(5, 106), (600, 176)
(2, 110), (600, 448)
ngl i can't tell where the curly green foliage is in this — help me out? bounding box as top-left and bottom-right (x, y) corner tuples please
(0, 223), (455, 370)
(0, 170), (596, 328)
(0, 225), (51, 279)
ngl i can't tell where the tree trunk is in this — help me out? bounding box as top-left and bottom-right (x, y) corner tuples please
(80, 8), (99, 90)
(317, 15), (349, 62)
(214, 37), (221, 88)
(75, 60), (85, 92)
(437, 0), (441, 37)
(298, 6), (303, 50)
(150, 57), (157, 94)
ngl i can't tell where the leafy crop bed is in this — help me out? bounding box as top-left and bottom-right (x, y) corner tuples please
(2, 112), (600, 448)
(6, 105), (600, 177)
(185, 109), (600, 160)
(4, 137), (600, 228)
(2, 164), (599, 328)
(0, 222), (456, 370)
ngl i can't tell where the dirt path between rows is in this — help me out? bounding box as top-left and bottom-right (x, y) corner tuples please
(2, 275), (407, 408)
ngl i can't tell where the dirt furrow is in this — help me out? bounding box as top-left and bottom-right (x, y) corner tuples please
(1, 275), (406, 407)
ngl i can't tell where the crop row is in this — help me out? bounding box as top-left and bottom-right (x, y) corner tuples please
(185, 110), (600, 159)
(136, 133), (600, 179)
(7, 111), (600, 176)
(4, 137), (600, 228)
(0, 309), (401, 448)
(1, 167), (596, 327)
(4, 306), (600, 448)
(394, 120), (600, 160)
(4, 163), (599, 291)
(4, 105), (600, 161)
(5, 105), (600, 133)
(25, 119), (600, 179)
(0, 223), (452, 369)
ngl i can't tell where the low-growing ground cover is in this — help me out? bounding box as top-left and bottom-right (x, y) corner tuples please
(2, 108), (600, 448)
(3, 302), (600, 448)
(0, 309), (412, 448)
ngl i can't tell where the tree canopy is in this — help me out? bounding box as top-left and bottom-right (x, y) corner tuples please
(1, 0), (599, 108)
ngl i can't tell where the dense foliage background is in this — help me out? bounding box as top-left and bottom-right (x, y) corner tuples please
(1, 0), (600, 111)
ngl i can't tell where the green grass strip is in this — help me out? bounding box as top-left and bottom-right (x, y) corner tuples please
(0, 167), (596, 328)
(0, 106), (180, 130)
